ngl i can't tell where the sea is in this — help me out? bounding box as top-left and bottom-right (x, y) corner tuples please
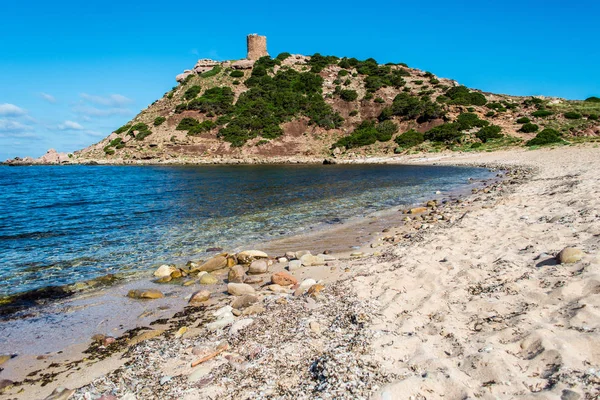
(0, 164), (494, 303)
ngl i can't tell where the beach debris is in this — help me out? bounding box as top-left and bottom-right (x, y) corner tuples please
(189, 290), (211, 305)
(236, 250), (268, 264)
(230, 318), (254, 335)
(191, 342), (229, 367)
(127, 289), (164, 299)
(556, 247), (584, 264)
(228, 265), (246, 283)
(248, 259), (269, 274)
(308, 283), (325, 296)
(0, 355), (13, 366)
(43, 387), (75, 400)
(227, 283), (256, 296)
(271, 271), (298, 286)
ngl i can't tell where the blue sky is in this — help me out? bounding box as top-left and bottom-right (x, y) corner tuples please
(1, 0), (598, 160)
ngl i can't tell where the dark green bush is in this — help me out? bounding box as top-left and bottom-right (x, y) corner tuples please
(103, 146), (115, 155)
(114, 124), (131, 134)
(531, 109), (553, 118)
(564, 111), (582, 119)
(516, 117), (530, 124)
(349, 110), (359, 117)
(413, 80), (423, 85)
(184, 85), (201, 100)
(187, 87), (234, 115)
(375, 120), (398, 141)
(487, 102), (506, 112)
(233, 80), (240, 85)
(338, 70), (349, 77)
(456, 113), (489, 130)
(424, 123), (462, 143)
(276, 52), (291, 61)
(588, 113), (599, 120)
(175, 103), (188, 114)
(339, 89), (358, 101)
(109, 137), (122, 147)
(585, 96), (600, 103)
(476, 125), (503, 143)
(176, 117), (200, 131)
(374, 97), (385, 104)
(471, 142), (482, 149)
(526, 128), (564, 146)
(520, 123), (539, 133)
(230, 70), (244, 78)
(188, 120), (217, 136)
(444, 86), (487, 106)
(333, 120), (396, 149)
(308, 53), (339, 73)
(485, 111), (495, 117)
(153, 116), (166, 126)
(200, 65), (222, 78)
(523, 97), (545, 107)
(467, 107), (475, 112)
(378, 93), (444, 123)
(394, 129), (424, 148)
(430, 78), (440, 85)
(136, 130), (152, 141)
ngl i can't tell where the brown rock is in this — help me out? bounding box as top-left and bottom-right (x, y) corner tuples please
(244, 276), (263, 284)
(189, 290), (211, 305)
(227, 283), (256, 296)
(557, 247), (584, 264)
(228, 265), (246, 283)
(271, 272), (298, 286)
(409, 207), (428, 214)
(236, 250), (268, 264)
(195, 254), (228, 272)
(127, 289), (164, 299)
(231, 294), (259, 309)
(242, 304), (265, 316)
(307, 283), (325, 296)
(248, 259), (269, 274)
(127, 329), (164, 346)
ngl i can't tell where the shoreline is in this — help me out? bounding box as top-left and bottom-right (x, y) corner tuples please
(2, 145), (599, 399)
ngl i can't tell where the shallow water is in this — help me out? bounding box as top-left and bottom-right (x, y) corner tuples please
(0, 164), (493, 298)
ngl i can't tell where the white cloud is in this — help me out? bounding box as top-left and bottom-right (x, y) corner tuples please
(80, 93), (133, 107)
(0, 119), (37, 138)
(40, 92), (57, 103)
(0, 103), (27, 117)
(57, 120), (84, 130)
(72, 105), (133, 118)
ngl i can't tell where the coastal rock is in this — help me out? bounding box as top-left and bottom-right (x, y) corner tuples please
(409, 207), (428, 214)
(231, 294), (258, 310)
(193, 59), (220, 74)
(231, 59), (255, 69)
(236, 250), (268, 264)
(300, 254), (325, 267)
(271, 271), (298, 286)
(285, 251), (297, 260)
(248, 259), (269, 274)
(199, 273), (218, 285)
(43, 387), (76, 400)
(195, 254), (228, 273)
(38, 149), (69, 165)
(228, 265), (246, 283)
(154, 264), (177, 278)
(227, 283), (256, 296)
(243, 276), (263, 284)
(154, 276), (172, 283)
(288, 259), (302, 271)
(127, 289), (164, 299)
(267, 284), (288, 293)
(176, 70), (194, 83)
(230, 318), (254, 335)
(189, 290), (211, 305)
(557, 247), (584, 264)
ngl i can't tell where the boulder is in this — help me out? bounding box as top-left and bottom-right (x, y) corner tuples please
(248, 259), (269, 274)
(227, 283), (256, 296)
(199, 273), (218, 285)
(236, 250), (268, 264)
(557, 247), (584, 264)
(176, 70), (194, 83)
(288, 260), (302, 271)
(231, 59), (255, 69)
(228, 265), (246, 283)
(127, 289), (164, 299)
(300, 254), (325, 267)
(194, 254), (228, 272)
(193, 59), (220, 74)
(189, 290), (211, 305)
(231, 294), (258, 310)
(271, 272), (298, 286)
(154, 264), (177, 278)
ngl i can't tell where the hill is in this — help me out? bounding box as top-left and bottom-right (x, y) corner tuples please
(67, 38), (600, 164)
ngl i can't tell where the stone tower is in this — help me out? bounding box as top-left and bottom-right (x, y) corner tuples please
(246, 34), (268, 60)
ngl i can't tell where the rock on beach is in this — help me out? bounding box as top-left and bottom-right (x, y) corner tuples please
(227, 283), (256, 296)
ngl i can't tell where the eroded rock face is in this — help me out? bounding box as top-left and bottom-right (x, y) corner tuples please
(176, 70), (194, 83)
(231, 59), (255, 70)
(194, 59), (220, 74)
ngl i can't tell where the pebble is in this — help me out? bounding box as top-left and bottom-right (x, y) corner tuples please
(188, 364), (214, 382)
(267, 284), (288, 293)
(278, 257), (288, 263)
(244, 276), (263, 284)
(227, 283), (256, 296)
(295, 250), (312, 258)
(300, 254), (325, 267)
(271, 271), (298, 286)
(285, 251), (297, 260)
(557, 247), (584, 264)
(229, 318), (254, 335)
(309, 321), (321, 334)
(242, 304), (265, 316)
(350, 252), (364, 257)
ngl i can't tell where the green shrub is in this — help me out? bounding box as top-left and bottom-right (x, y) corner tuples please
(187, 87), (234, 115)
(564, 111), (582, 119)
(476, 125), (503, 143)
(526, 128), (564, 146)
(414, 80), (423, 85)
(378, 92), (444, 123)
(349, 110), (358, 117)
(363, 93), (374, 101)
(424, 123), (462, 143)
(333, 120), (396, 149)
(430, 78), (440, 85)
(153, 116), (166, 126)
(444, 86), (487, 106)
(176, 117), (200, 131)
(339, 89), (358, 101)
(467, 107), (475, 112)
(520, 122), (539, 133)
(175, 103), (188, 113)
(487, 102), (507, 112)
(471, 142), (482, 149)
(394, 129), (424, 148)
(103, 146), (115, 155)
(375, 120), (398, 141)
(188, 120), (217, 136)
(256, 139), (270, 146)
(136, 130), (152, 141)
(308, 53), (339, 73)
(532, 109), (553, 118)
(200, 65), (222, 78)
(275, 52), (291, 61)
(338, 70), (349, 77)
(183, 85), (201, 100)
(230, 70), (244, 78)
(344, 79), (351, 86)
(585, 96), (600, 103)
(485, 111), (495, 117)
(523, 97), (545, 107)
(128, 122), (151, 138)
(456, 113), (489, 130)
(374, 97), (385, 104)
(516, 116), (530, 124)
(114, 124), (131, 134)
(109, 137), (122, 147)
(233, 80), (240, 85)
(588, 113), (599, 120)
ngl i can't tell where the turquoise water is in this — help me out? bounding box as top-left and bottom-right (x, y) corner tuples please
(0, 164), (493, 299)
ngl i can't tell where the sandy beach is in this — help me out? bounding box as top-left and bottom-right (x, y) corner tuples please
(1, 144), (599, 400)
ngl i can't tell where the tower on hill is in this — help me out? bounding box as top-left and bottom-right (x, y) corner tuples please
(247, 34), (268, 60)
